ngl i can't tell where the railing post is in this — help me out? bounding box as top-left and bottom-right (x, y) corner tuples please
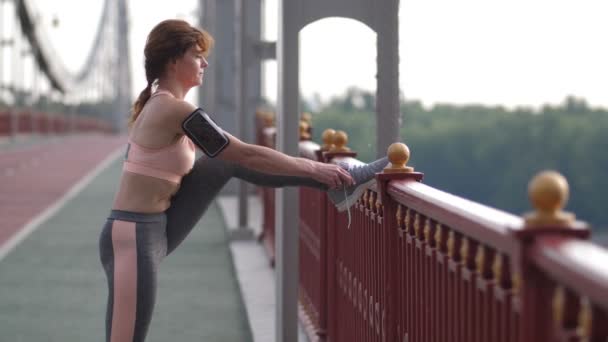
(314, 126), (331, 342)
(297, 117), (328, 340)
(514, 170), (590, 342)
(254, 111), (277, 265)
(307, 123), (330, 341)
(322, 130), (358, 342)
(376, 143), (423, 342)
(315, 128), (335, 340)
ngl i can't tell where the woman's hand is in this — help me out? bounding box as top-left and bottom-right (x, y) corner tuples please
(312, 162), (354, 189)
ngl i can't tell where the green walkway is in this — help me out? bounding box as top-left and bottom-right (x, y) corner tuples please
(0, 158), (253, 342)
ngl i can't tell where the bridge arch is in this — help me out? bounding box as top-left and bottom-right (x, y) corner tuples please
(274, 1), (400, 340)
(299, 16), (377, 111)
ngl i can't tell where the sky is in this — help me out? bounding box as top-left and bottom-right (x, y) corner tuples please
(7, 0), (608, 110)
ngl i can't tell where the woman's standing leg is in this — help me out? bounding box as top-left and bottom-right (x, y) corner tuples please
(99, 212), (167, 342)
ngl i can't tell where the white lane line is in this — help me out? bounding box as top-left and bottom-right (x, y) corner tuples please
(0, 146), (124, 261)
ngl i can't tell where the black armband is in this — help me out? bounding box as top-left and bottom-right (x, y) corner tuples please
(182, 108), (230, 157)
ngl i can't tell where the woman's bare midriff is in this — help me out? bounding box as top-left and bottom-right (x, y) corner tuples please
(112, 171), (180, 213)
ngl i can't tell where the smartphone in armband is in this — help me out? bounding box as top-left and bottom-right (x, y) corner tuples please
(182, 108), (230, 158)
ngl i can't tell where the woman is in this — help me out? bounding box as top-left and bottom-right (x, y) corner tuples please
(99, 19), (388, 342)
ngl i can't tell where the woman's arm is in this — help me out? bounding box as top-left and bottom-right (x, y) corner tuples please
(219, 131), (312, 177)
(219, 132), (353, 189)
(163, 100), (353, 188)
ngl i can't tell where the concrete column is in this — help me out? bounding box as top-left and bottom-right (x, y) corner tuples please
(198, 0), (236, 133)
(198, 0), (216, 112)
(234, 0), (263, 235)
(375, 0), (401, 157)
(276, 0), (301, 340)
(199, 0), (245, 195)
(235, 0), (248, 232)
(115, 0), (131, 133)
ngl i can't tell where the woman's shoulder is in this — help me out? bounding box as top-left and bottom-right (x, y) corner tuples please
(168, 98), (198, 118)
(146, 96), (197, 128)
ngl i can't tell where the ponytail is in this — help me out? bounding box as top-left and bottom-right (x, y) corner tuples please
(128, 83), (152, 126)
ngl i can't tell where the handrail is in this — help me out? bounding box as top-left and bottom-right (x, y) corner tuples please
(531, 236), (608, 311)
(388, 180), (522, 254)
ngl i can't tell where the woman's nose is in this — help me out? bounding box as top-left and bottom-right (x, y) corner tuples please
(201, 57), (209, 68)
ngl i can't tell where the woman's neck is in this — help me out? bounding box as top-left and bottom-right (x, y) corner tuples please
(156, 79), (190, 100)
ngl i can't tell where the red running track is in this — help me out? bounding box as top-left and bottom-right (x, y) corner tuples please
(0, 134), (126, 247)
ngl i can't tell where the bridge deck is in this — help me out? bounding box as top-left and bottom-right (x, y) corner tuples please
(0, 135), (253, 341)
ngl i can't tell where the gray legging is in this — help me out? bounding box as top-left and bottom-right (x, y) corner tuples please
(99, 157), (327, 342)
(165, 156), (327, 254)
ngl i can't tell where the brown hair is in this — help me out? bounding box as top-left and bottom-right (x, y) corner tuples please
(128, 19), (214, 126)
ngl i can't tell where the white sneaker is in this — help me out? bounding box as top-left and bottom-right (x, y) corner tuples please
(327, 157), (388, 212)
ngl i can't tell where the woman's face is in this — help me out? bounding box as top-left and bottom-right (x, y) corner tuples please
(173, 45), (208, 88)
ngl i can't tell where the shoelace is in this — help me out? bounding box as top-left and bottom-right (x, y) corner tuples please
(344, 184), (352, 229)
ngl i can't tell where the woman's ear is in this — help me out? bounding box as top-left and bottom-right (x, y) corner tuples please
(165, 58), (178, 74)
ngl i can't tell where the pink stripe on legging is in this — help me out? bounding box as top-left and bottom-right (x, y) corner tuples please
(111, 220), (138, 342)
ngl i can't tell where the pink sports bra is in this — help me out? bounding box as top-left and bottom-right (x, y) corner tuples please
(122, 90), (196, 183)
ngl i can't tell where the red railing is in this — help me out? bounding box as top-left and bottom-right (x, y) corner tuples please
(256, 118), (608, 342)
(0, 110), (113, 137)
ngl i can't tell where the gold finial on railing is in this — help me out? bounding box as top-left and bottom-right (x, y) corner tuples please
(524, 170), (575, 227)
(321, 128), (336, 151)
(301, 112), (312, 125)
(330, 130), (351, 152)
(413, 212), (422, 238)
(447, 230), (456, 257)
(404, 208), (411, 233)
(434, 224), (443, 249)
(512, 272), (522, 294)
(577, 297), (592, 339)
(552, 286), (565, 327)
(396, 205), (403, 227)
(299, 120), (311, 140)
(258, 110), (275, 127)
(460, 237), (469, 263)
(493, 254), (503, 284)
(383, 142), (415, 173)
(423, 219), (432, 243)
(368, 191), (376, 212)
(475, 246), (486, 275)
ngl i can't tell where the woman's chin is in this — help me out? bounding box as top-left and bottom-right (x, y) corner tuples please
(188, 81), (202, 88)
